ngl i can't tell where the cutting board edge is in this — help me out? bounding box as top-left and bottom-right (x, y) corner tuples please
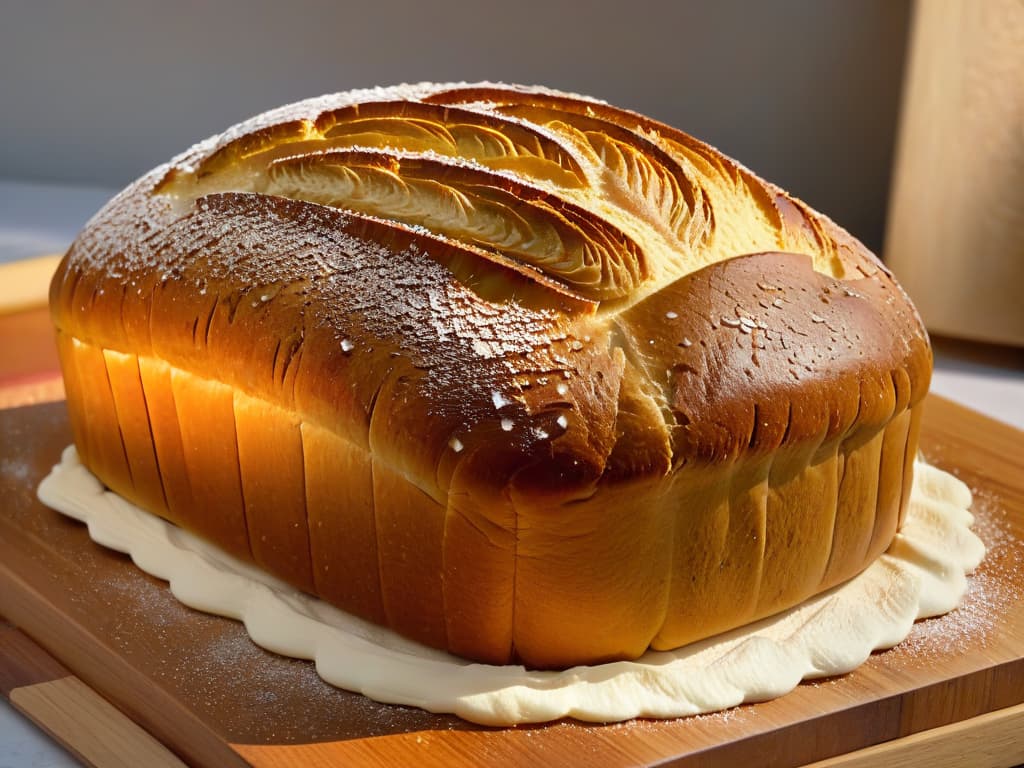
(0, 525), (250, 768)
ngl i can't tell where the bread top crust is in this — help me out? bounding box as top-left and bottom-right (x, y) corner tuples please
(51, 82), (931, 508)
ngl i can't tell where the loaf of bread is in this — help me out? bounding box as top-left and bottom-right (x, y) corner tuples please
(50, 83), (931, 669)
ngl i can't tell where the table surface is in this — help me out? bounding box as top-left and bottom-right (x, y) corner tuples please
(1, 178), (1022, 767)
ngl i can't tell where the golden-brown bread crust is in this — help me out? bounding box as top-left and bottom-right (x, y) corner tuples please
(50, 82), (931, 668)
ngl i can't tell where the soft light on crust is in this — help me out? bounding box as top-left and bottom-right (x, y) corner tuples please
(50, 83), (931, 668)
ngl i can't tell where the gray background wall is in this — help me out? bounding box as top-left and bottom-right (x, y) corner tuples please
(0, 0), (910, 251)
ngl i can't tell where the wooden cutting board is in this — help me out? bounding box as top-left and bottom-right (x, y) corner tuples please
(1, 395), (1023, 768)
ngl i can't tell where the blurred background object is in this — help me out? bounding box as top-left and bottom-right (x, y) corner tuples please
(0, 0), (910, 255)
(885, 0), (1024, 347)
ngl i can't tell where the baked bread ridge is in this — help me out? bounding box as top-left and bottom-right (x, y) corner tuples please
(50, 82), (931, 668)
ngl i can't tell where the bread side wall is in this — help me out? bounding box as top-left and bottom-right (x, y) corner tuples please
(56, 331), (519, 663)
(57, 330), (921, 668)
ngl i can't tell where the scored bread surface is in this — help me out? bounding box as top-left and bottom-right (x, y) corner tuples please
(51, 83), (931, 668)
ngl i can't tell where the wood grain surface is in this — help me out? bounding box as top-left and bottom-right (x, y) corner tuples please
(803, 702), (1024, 768)
(885, 0), (1024, 345)
(0, 621), (187, 768)
(0, 395), (1022, 767)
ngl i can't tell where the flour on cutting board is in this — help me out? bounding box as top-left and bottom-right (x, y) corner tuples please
(37, 447), (985, 726)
